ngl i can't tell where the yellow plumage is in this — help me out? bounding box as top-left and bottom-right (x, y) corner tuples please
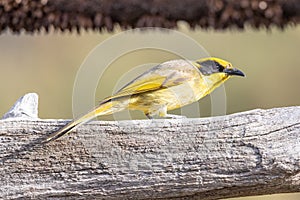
(44, 57), (244, 142)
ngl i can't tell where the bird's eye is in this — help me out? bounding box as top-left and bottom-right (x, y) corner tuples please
(214, 61), (224, 72)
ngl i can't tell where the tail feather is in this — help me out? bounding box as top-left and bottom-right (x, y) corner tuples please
(42, 110), (98, 143)
(43, 122), (78, 143)
(43, 100), (125, 143)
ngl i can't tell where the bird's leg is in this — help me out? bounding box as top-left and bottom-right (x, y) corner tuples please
(158, 106), (187, 119)
(145, 105), (187, 119)
(164, 114), (187, 119)
(145, 113), (154, 119)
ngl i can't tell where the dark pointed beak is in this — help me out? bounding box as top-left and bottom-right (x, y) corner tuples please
(224, 68), (245, 77)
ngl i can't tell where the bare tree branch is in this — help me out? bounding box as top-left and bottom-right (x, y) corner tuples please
(0, 94), (299, 199)
(0, 0), (300, 34)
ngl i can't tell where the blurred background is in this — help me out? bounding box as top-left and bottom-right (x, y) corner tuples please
(0, 23), (299, 199)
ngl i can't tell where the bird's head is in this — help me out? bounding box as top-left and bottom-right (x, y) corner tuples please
(195, 57), (245, 78)
(193, 57), (245, 92)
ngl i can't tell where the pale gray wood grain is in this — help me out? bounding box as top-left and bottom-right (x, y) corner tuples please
(0, 107), (299, 199)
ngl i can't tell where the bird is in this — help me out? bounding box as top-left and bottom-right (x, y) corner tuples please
(43, 57), (245, 143)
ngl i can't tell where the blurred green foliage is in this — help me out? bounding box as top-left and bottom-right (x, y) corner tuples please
(0, 24), (299, 199)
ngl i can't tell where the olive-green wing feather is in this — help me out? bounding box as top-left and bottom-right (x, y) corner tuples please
(100, 60), (198, 103)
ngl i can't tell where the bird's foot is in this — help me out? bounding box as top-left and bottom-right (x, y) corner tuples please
(164, 114), (187, 119)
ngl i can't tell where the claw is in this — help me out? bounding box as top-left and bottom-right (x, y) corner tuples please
(164, 114), (187, 119)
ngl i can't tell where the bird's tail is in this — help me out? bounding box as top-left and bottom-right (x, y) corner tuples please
(43, 100), (126, 143)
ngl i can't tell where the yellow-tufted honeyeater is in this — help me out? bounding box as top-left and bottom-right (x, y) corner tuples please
(44, 57), (245, 142)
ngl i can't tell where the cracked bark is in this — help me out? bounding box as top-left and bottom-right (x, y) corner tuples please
(0, 94), (299, 199)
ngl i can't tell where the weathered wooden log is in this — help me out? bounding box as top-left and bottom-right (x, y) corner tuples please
(0, 94), (299, 199)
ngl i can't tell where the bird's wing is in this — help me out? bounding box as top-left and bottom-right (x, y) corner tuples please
(106, 74), (188, 100)
(102, 71), (192, 103)
(114, 76), (167, 97)
(100, 60), (198, 103)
